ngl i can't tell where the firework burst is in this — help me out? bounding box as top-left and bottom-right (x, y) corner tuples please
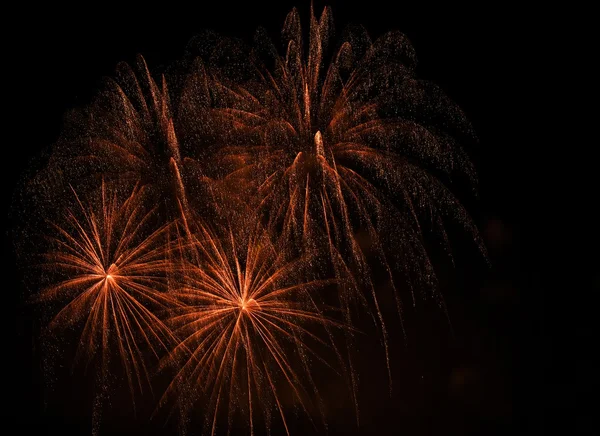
(195, 5), (485, 363)
(14, 5), (486, 435)
(39, 181), (177, 398)
(159, 216), (351, 435)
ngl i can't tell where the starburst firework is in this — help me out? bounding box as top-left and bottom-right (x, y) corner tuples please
(159, 217), (350, 435)
(39, 182), (177, 396)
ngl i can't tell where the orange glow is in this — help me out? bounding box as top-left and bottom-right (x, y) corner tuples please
(239, 297), (259, 312)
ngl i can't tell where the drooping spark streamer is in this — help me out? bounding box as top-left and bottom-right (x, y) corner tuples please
(39, 55), (195, 221)
(38, 181), (178, 399)
(159, 216), (351, 436)
(193, 5), (485, 379)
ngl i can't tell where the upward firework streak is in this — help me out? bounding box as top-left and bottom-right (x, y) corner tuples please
(39, 182), (177, 397)
(16, 5), (485, 436)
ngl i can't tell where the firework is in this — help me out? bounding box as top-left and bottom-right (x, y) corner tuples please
(39, 181), (177, 397)
(34, 55), (197, 223)
(15, 5), (486, 435)
(159, 215), (350, 435)
(194, 6), (485, 364)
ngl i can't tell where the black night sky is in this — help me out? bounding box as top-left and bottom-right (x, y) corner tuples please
(6, 1), (555, 435)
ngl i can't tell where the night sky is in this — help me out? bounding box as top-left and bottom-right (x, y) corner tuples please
(7, 1), (549, 434)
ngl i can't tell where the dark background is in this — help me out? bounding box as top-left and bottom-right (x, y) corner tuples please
(6, 1), (551, 434)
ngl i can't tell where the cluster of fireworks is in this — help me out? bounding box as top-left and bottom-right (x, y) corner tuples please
(17, 6), (483, 435)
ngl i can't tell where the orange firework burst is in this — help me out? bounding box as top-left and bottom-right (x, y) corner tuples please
(14, 5), (487, 435)
(159, 216), (350, 435)
(196, 5), (485, 367)
(39, 181), (177, 397)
